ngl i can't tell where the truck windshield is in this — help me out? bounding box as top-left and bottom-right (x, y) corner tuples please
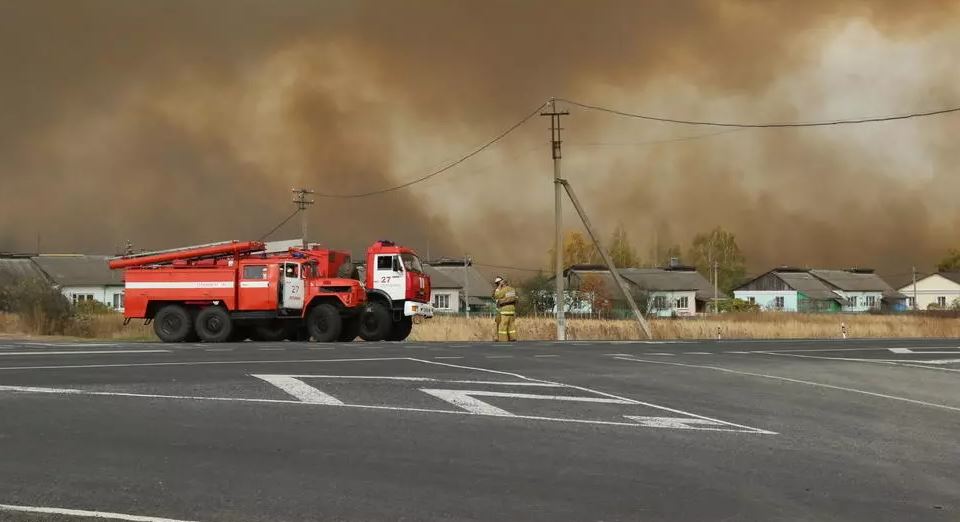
(400, 253), (423, 273)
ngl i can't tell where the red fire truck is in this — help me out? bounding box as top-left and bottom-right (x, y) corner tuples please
(109, 239), (431, 343)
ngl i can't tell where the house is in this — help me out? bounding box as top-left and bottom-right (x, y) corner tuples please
(424, 259), (496, 314)
(31, 255), (126, 310)
(897, 272), (960, 310)
(562, 264), (721, 317)
(734, 267), (905, 312)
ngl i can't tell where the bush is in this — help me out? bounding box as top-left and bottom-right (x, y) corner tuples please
(5, 278), (73, 334)
(718, 298), (760, 313)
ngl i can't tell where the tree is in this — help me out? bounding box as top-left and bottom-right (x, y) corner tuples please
(937, 249), (960, 272)
(547, 231), (602, 269)
(659, 245), (683, 267)
(607, 224), (639, 268)
(517, 272), (554, 316)
(578, 274), (613, 318)
(686, 227), (747, 294)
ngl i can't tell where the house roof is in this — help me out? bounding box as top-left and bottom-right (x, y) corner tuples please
(566, 267), (724, 301)
(809, 269), (889, 292)
(423, 265), (460, 289)
(31, 255), (123, 287)
(0, 257), (48, 286)
(937, 272), (960, 285)
(774, 271), (843, 301)
(425, 264), (495, 297)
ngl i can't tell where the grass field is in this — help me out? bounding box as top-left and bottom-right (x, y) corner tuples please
(3, 311), (959, 342)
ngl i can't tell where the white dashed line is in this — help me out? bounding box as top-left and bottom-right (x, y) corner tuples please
(434, 356), (464, 359)
(259, 348), (286, 351)
(684, 352), (712, 355)
(486, 355), (514, 359)
(534, 354), (559, 358)
(646, 353), (675, 356)
(204, 348), (234, 352)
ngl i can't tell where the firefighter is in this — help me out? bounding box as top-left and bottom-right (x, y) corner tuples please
(492, 277), (503, 341)
(494, 277), (518, 342)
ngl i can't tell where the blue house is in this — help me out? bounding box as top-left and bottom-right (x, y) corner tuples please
(734, 267), (906, 313)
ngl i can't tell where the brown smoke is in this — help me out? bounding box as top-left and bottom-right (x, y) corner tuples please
(1, 1), (958, 279)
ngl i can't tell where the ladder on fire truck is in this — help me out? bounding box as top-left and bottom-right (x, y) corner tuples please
(108, 240), (267, 269)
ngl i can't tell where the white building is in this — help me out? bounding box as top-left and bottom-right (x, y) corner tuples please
(31, 255), (126, 310)
(423, 260), (496, 314)
(897, 273), (960, 310)
(562, 265), (719, 317)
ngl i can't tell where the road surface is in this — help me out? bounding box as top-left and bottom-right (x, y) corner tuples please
(0, 337), (957, 521)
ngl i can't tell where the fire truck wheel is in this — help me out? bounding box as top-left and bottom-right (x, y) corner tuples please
(358, 301), (391, 342)
(307, 304), (342, 342)
(153, 305), (193, 343)
(337, 316), (361, 342)
(195, 306), (234, 343)
(386, 316), (413, 342)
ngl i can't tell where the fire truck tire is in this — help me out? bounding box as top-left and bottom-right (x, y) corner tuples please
(358, 301), (391, 342)
(153, 305), (193, 343)
(307, 304), (342, 342)
(195, 306), (234, 343)
(386, 316), (413, 342)
(337, 316), (361, 342)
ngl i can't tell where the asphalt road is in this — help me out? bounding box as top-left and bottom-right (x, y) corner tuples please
(0, 337), (958, 521)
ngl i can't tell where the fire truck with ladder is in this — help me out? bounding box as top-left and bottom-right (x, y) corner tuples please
(108, 239), (432, 343)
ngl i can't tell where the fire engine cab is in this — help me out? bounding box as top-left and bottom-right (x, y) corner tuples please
(355, 240), (433, 341)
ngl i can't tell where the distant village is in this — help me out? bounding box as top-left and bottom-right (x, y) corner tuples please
(2, 250), (959, 319)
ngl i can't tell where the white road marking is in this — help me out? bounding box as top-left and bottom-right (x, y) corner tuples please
(0, 356), (409, 371)
(0, 382), (772, 432)
(888, 348), (960, 354)
(0, 350), (169, 356)
(614, 356), (960, 414)
(0, 503), (196, 521)
(421, 388), (634, 416)
(13, 343), (119, 348)
(647, 353), (675, 356)
(684, 352), (712, 355)
(760, 346), (958, 353)
(204, 348), (234, 352)
(486, 355), (513, 359)
(260, 375), (559, 386)
(624, 416), (739, 430)
(415, 358), (775, 434)
(533, 354), (559, 358)
(250, 375), (344, 405)
(760, 351), (960, 366)
(434, 356), (464, 359)
(258, 348), (286, 351)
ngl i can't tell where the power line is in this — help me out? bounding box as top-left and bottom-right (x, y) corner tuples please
(568, 128), (742, 147)
(559, 97), (960, 128)
(312, 102), (548, 199)
(258, 208), (300, 241)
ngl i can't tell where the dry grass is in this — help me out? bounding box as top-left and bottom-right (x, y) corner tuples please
(410, 313), (960, 341)
(2, 311), (959, 342)
(0, 312), (154, 341)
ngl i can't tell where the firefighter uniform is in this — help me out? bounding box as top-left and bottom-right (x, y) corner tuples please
(495, 284), (518, 342)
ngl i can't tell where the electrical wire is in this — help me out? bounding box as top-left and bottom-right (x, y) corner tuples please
(258, 208), (300, 241)
(312, 102), (548, 199)
(567, 128), (742, 147)
(558, 97), (960, 128)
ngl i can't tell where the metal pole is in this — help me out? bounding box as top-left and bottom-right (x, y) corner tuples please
(541, 99), (569, 341)
(714, 260), (719, 314)
(912, 266), (918, 311)
(291, 188), (315, 247)
(464, 254), (470, 318)
(558, 178), (653, 339)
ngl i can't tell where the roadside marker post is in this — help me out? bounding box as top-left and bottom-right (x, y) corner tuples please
(841, 322), (847, 340)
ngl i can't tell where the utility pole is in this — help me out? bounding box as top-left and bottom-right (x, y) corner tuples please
(464, 254), (470, 318)
(291, 188), (315, 247)
(542, 98), (569, 341)
(713, 260), (719, 314)
(912, 266), (918, 310)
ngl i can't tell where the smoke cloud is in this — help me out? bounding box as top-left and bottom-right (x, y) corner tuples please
(1, 1), (958, 279)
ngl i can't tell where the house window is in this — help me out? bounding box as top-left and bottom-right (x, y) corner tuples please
(652, 295), (667, 310)
(908, 297), (916, 309)
(747, 297), (756, 305)
(865, 296), (876, 308)
(675, 296), (689, 309)
(938, 296), (947, 307)
(71, 294), (94, 305)
(433, 294), (450, 310)
(242, 265), (268, 280)
(774, 296), (785, 309)
(848, 296), (858, 307)
(112, 293), (124, 309)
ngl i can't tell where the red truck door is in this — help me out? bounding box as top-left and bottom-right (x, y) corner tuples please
(281, 262), (305, 310)
(238, 262), (277, 310)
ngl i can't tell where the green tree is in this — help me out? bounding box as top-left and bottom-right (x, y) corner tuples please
(547, 231), (602, 269)
(517, 272), (555, 316)
(937, 249), (960, 272)
(607, 224), (639, 268)
(687, 227), (747, 294)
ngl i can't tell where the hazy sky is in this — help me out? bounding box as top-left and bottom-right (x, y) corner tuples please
(1, 1), (958, 277)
